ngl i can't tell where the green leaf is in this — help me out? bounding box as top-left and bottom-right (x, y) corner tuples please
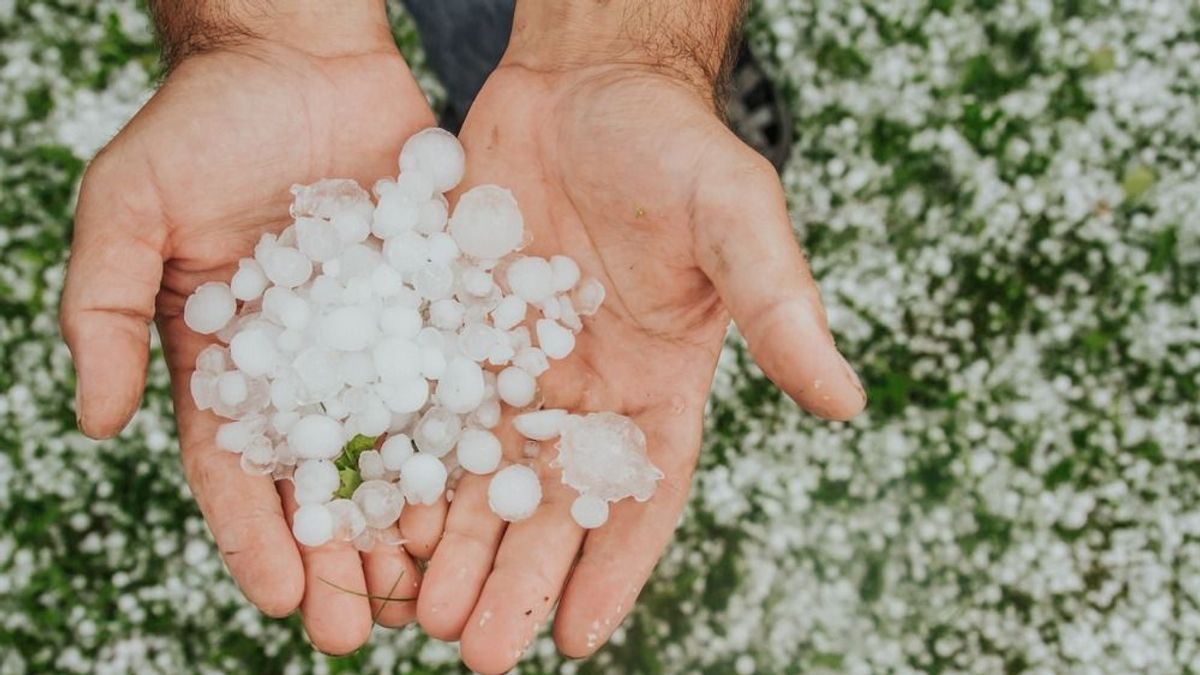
(336, 468), (362, 500)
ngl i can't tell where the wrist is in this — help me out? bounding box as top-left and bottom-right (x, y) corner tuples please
(502, 0), (744, 98)
(150, 0), (395, 68)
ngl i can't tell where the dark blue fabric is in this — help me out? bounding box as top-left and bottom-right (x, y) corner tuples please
(402, 0), (516, 128)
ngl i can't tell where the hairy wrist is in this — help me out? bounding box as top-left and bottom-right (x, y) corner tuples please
(149, 0), (393, 69)
(502, 0), (745, 99)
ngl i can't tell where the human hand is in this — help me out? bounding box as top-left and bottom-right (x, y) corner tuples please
(403, 4), (866, 672)
(60, 1), (433, 654)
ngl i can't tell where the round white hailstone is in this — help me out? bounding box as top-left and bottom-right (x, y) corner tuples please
(536, 319), (576, 359)
(487, 465), (542, 522)
(506, 257), (555, 304)
(393, 170), (435, 202)
(261, 246), (313, 288)
(331, 202), (373, 244)
(400, 453), (448, 505)
(427, 232), (460, 265)
(513, 409), (570, 441)
(449, 185), (524, 259)
(380, 434), (414, 471)
(230, 259), (269, 301)
(352, 479), (405, 529)
(337, 244), (383, 280)
(216, 419), (260, 453)
(271, 410), (300, 436)
(191, 372), (216, 411)
(358, 450), (386, 481)
(196, 344), (231, 374)
(573, 277), (606, 316)
(539, 298), (562, 321)
(379, 304), (422, 338)
(513, 347), (550, 377)
(292, 348), (341, 401)
(354, 400), (392, 437)
(487, 340), (516, 367)
(309, 275), (343, 305)
(277, 329), (306, 354)
(399, 127), (466, 193)
(216, 371), (249, 406)
(229, 329), (278, 377)
(508, 326), (533, 351)
(373, 337), (421, 383)
(287, 414), (346, 460)
(240, 437), (276, 475)
(293, 459), (340, 504)
(456, 428), (502, 475)
(262, 287), (311, 330)
(372, 190), (419, 239)
(341, 276), (374, 304)
(429, 299), (465, 330)
(559, 296), (582, 332)
(472, 399), (502, 429)
(382, 230), (429, 276)
(435, 357), (485, 413)
(413, 406), (463, 457)
(292, 504), (335, 547)
(183, 282), (236, 334)
(415, 195), (449, 235)
(381, 376), (429, 413)
(326, 498), (367, 540)
(461, 266), (494, 297)
(491, 295), (527, 331)
(458, 323), (499, 362)
(497, 367), (536, 408)
(269, 377), (301, 412)
(295, 217), (343, 262)
(319, 305), (378, 352)
(370, 263), (403, 297)
(570, 495), (610, 529)
(550, 255), (581, 292)
(339, 351), (376, 388)
(413, 263), (455, 300)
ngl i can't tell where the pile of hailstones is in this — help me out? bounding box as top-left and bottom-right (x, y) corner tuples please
(184, 128), (663, 549)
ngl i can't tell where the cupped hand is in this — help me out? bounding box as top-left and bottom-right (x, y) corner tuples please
(60, 36), (433, 653)
(405, 64), (866, 673)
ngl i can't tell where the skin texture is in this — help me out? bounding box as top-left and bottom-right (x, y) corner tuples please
(408, 63), (866, 674)
(59, 37), (434, 654)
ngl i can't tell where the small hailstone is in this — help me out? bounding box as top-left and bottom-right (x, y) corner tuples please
(487, 465), (542, 522)
(491, 295), (527, 330)
(260, 246), (313, 288)
(196, 344), (231, 373)
(191, 372), (216, 410)
(271, 410), (300, 436)
(539, 298), (562, 321)
(458, 323), (499, 362)
(513, 347), (550, 377)
(383, 231), (429, 276)
(513, 409), (570, 440)
(559, 296), (582, 332)
(536, 319), (576, 359)
(229, 328), (278, 377)
(373, 337), (421, 383)
(295, 217), (343, 262)
(435, 357), (485, 414)
(241, 437), (276, 475)
(427, 232), (460, 265)
(290, 178), (371, 220)
(379, 376), (429, 413)
(412, 406), (463, 456)
(399, 127), (466, 193)
(230, 259), (269, 301)
(506, 257), (555, 304)
(183, 282), (236, 334)
(339, 352), (376, 388)
(419, 346), (447, 380)
(352, 480), (405, 529)
(326, 498), (367, 541)
(497, 367), (536, 407)
(372, 189), (419, 238)
(292, 348), (341, 402)
(570, 495), (609, 529)
(393, 170), (435, 202)
(379, 304), (422, 338)
(550, 256), (581, 292)
(319, 305), (378, 352)
(429, 299), (465, 330)
(215, 418), (261, 453)
(449, 185), (525, 259)
(416, 196), (449, 234)
(292, 504), (335, 547)
(216, 371), (249, 406)
(461, 267), (494, 297)
(456, 429), (502, 475)
(573, 277), (606, 316)
(287, 414), (346, 460)
(293, 459), (340, 505)
(380, 434), (414, 471)
(262, 287), (310, 329)
(413, 263), (455, 300)
(557, 413), (662, 502)
(358, 450), (386, 481)
(400, 453), (448, 505)
(472, 399), (502, 429)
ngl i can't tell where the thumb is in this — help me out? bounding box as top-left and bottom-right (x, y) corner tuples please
(695, 148), (866, 421)
(60, 155), (166, 439)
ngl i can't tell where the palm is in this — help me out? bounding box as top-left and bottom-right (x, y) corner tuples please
(409, 66), (864, 674)
(63, 43), (433, 653)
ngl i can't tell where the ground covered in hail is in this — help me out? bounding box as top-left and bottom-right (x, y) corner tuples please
(0, 1), (1197, 673)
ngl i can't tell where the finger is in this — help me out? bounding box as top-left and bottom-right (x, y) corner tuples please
(60, 155), (166, 438)
(416, 473), (504, 640)
(280, 482), (374, 656)
(398, 496), (447, 560)
(694, 146), (866, 421)
(165, 322), (304, 618)
(361, 543), (422, 628)
(553, 404), (703, 658)
(459, 462), (584, 675)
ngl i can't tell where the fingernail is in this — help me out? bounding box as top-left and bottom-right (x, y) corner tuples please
(839, 356), (867, 405)
(73, 379), (86, 432)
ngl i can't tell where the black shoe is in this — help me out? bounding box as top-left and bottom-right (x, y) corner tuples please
(725, 43), (793, 173)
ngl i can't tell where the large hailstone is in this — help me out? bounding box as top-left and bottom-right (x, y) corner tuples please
(556, 413), (662, 502)
(487, 464), (542, 522)
(448, 185), (525, 260)
(399, 127), (466, 193)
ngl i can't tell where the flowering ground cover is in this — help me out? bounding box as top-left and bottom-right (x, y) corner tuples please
(0, 1), (1196, 672)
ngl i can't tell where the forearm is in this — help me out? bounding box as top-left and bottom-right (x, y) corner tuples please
(504, 0), (746, 94)
(148, 0), (394, 68)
